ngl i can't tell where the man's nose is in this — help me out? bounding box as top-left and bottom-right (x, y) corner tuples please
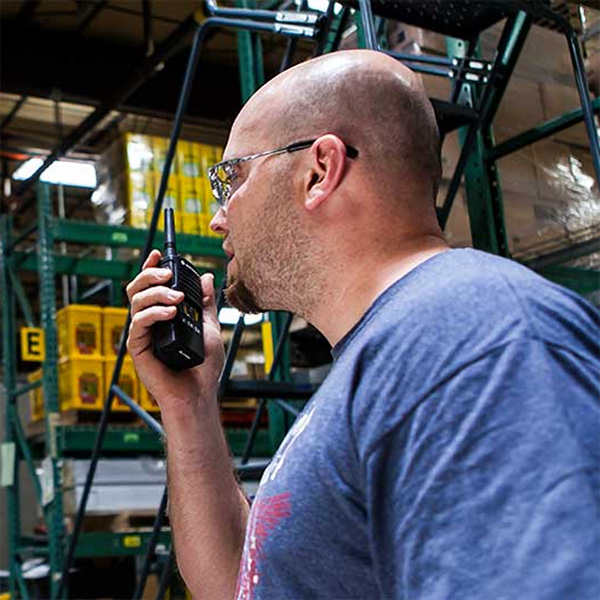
(210, 205), (228, 235)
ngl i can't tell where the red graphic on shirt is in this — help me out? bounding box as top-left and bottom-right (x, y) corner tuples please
(235, 492), (292, 600)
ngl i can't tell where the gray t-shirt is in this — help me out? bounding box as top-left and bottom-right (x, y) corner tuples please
(234, 249), (600, 600)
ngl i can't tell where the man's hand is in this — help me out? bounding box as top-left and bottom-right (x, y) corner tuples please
(126, 249), (225, 413)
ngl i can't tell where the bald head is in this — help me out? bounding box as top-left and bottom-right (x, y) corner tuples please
(231, 50), (442, 204)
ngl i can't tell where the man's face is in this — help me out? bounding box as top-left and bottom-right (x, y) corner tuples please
(212, 134), (301, 315)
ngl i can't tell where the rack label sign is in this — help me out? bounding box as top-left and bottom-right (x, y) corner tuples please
(20, 327), (45, 361)
(123, 535), (141, 548)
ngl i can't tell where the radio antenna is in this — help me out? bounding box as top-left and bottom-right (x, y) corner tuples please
(164, 207), (177, 258)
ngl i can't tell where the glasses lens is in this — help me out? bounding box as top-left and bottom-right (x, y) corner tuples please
(208, 165), (230, 207)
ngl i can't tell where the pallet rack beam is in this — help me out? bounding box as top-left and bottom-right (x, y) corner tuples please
(523, 236), (600, 271)
(52, 219), (226, 255)
(8, 267), (36, 327)
(37, 182), (67, 600)
(439, 12), (533, 235)
(1, 214), (22, 600)
(490, 96), (600, 161)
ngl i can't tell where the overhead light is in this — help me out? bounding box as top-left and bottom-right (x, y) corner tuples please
(218, 307), (263, 326)
(12, 158), (97, 189)
(306, 0), (342, 14)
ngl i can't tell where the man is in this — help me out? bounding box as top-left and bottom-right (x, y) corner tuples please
(127, 50), (600, 600)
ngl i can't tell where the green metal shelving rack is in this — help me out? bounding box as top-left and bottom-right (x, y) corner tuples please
(3, 1), (600, 598)
(0, 181), (280, 598)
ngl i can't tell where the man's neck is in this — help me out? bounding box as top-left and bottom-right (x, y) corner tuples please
(309, 234), (451, 348)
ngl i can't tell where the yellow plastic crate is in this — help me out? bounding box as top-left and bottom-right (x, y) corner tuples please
(139, 383), (160, 413)
(127, 172), (154, 229)
(201, 178), (221, 222)
(104, 357), (140, 412)
(102, 307), (129, 357)
(194, 143), (213, 178)
(153, 136), (177, 176)
(57, 304), (102, 359)
(180, 176), (203, 236)
(177, 141), (201, 178)
(125, 133), (154, 173)
(58, 357), (104, 411)
(28, 368), (44, 422)
(154, 174), (182, 231)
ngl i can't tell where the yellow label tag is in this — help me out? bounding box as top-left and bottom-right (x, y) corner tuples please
(261, 321), (274, 375)
(20, 327), (45, 361)
(123, 535), (141, 548)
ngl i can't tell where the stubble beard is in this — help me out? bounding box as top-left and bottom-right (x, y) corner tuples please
(224, 270), (264, 314)
(223, 176), (305, 315)
(223, 167), (323, 319)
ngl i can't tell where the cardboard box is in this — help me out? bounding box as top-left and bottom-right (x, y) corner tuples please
(440, 132), (461, 182)
(532, 139), (580, 202)
(154, 174), (182, 231)
(495, 145), (539, 198)
(483, 24), (574, 84)
(541, 82), (590, 147)
(124, 133), (154, 174)
(494, 75), (544, 140)
(501, 191), (540, 251)
(390, 23), (448, 56)
(422, 73), (453, 101)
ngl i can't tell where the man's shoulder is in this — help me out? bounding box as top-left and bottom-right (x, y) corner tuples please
(342, 248), (598, 370)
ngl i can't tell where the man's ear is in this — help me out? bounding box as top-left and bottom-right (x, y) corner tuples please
(304, 135), (348, 211)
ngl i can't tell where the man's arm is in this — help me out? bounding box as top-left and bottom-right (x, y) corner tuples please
(164, 399), (249, 600)
(126, 249), (247, 599)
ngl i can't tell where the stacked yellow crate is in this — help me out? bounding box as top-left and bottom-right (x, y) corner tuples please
(102, 307), (140, 413)
(153, 136), (182, 232)
(119, 132), (223, 238)
(29, 305), (159, 421)
(178, 140), (203, 236)
(101, 307), (159, 414)
(56, 305), (104, 412)
(27, 369), (44, 421)
(198, 143), (223, 238)
(124, 133), (155, 229)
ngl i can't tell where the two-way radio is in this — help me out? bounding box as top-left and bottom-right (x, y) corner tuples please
(152, 207), (205, 371)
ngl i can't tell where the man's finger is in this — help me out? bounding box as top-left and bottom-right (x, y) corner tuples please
(131, 285), (184, 316)
(126, 267), (172, 302)
(142, 249), (162, 270)
(127, 305), (177, 353)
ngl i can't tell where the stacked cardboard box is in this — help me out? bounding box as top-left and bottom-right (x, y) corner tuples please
(395, 16), (599, 254)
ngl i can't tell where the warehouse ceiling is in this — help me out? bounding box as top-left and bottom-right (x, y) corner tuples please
(0, 0), (313, 189)
(1, 0), (598, 270)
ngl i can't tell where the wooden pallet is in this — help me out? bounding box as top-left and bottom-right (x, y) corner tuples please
(26, 409), (159, 437)
(65, 510), (170, 534)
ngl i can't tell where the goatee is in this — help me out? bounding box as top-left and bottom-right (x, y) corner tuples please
(225, 274), (264, 314)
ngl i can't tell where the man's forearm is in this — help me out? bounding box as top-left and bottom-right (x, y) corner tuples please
(163, 396), (249, 600)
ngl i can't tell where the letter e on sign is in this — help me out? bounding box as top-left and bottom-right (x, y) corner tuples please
(20, 328), (45, 362)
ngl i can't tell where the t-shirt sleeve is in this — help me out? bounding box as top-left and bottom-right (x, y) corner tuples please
(355, 339), (600, 600)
